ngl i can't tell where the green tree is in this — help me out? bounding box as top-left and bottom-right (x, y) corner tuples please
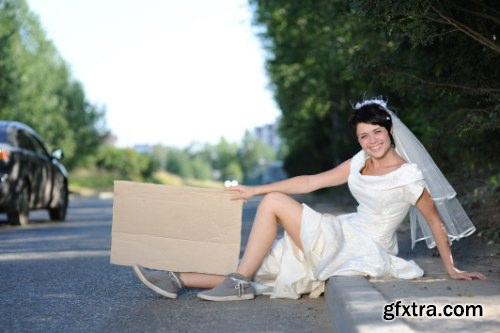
(94, 145), (153, 181)
(0, 0), (107, 169)
(210, 137), (240, 180)
(249, 0), (376, 175)
(165, 148), (194, 179)
(249, 0), (500, 179)
(223, 161), (244, 182)
(190, 156), (213, 180)
(58, 81), (108, 168)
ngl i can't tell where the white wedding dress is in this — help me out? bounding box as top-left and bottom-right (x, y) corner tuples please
(252, 149), (427, 299)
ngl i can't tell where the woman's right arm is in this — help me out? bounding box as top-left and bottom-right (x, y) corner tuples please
(227, 158), (352, 200)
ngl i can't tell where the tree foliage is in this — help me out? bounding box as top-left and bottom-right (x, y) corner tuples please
(0, 0), (107, 169)
(150, 134), (277, 184)
(249, 0), (500, 183)
(94, 145), (154, 181)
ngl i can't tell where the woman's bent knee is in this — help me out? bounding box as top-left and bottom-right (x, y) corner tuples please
(258, 192), (303, 249)
(261, 192), (288, 206)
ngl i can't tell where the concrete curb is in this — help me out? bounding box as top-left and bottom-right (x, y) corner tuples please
(325, 276), (415, 333)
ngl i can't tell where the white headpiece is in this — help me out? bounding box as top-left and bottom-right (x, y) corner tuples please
(354, 98), (388, 110)
(355, 97), (476, 249)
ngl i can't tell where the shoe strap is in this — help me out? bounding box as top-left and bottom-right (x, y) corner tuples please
(169, 271), (184, 289)
(233, 281), (247, 297)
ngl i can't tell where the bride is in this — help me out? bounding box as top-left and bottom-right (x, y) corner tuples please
(132, 98), (487, 301)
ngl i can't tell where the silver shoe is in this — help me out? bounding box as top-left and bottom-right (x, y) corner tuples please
(197, 273), (255, 301)
(132, 265), (184, 299)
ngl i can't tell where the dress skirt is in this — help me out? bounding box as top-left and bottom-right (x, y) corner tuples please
(251, 203), (424, 299)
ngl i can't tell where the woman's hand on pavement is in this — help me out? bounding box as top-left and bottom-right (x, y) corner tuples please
(225, 185), (256, 203)
(447, 267), (487, 281)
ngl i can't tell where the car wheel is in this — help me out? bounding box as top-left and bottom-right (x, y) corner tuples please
(7, 185), (30, 226)
(49, 182), (68, 222)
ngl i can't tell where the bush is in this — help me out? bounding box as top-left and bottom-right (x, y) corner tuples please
(93, 145), (154, 181)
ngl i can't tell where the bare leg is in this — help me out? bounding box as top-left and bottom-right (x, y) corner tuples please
(177, 192), (303, 289)
(179, 272), (225, 289)
(237, 192), (303, 278)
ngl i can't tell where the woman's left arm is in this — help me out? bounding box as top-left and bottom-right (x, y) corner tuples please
(415, 190), (487, 280)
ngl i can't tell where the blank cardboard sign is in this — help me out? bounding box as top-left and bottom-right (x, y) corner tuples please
(110, 181), (243, 275)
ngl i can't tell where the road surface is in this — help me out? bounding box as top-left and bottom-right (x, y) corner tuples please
(0, 197), (331, 332)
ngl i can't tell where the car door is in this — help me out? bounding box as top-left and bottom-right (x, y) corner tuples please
(16, 130), (53, 208)
(30, 135), (58, 207)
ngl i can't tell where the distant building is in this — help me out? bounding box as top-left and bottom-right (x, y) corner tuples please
(250, 120), (287, 184)
(254, 122), (281, 153)
(104, 133), (118, 147)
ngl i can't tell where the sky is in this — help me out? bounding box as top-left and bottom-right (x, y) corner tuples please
(27, 0), (281, 149)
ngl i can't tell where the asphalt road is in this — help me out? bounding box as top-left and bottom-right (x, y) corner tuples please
(0, 197), (331, 333)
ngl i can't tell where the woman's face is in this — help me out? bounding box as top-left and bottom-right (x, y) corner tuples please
(356, 122), (392, 159)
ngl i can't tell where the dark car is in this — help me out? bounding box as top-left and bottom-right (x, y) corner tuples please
(0, 121), (68, 225)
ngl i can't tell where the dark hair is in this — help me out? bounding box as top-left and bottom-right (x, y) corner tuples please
(348, 103), (395, 147)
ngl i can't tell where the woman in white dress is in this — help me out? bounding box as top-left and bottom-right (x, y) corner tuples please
(132, 99), (486, 301)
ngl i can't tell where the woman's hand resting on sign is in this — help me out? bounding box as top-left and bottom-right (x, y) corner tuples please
(225, 185), (256, 204)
